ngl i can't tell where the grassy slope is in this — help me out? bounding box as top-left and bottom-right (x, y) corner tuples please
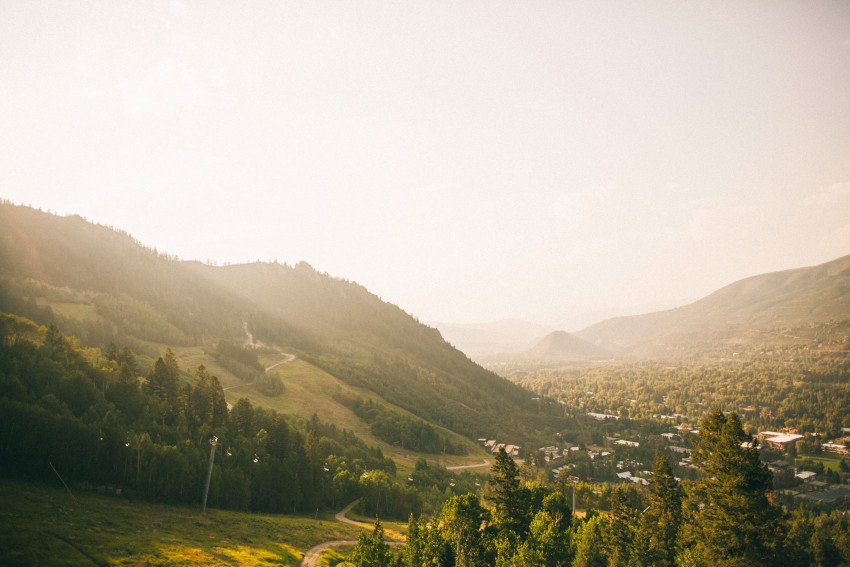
(168, 347), (488, 470)
(0, 479), (367, 566)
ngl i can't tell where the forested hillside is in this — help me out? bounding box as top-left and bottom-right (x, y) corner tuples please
(0, 314), (490, 519)
(0, 202), (557, 444)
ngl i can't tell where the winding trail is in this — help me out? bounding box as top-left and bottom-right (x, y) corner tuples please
(223, 322), (297, 392)
(334, 498), (371, 527)
(222, 353), (296, 392)
(299, 499), (403, 567)
(300, 540), (358, 566)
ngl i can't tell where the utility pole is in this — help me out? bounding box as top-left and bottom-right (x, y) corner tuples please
(567, 475), (579, 514)
(202, 436), (218, 513)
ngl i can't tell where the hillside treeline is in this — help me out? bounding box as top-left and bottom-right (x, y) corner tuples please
(0, 314), (425, 516)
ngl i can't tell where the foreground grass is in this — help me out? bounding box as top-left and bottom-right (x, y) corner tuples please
(0, 479), (366, 566)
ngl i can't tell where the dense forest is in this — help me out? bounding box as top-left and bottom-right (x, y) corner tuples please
(0, 314), (478, 520)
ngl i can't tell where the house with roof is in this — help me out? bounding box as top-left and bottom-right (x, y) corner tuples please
(823, 442), (850, 456)
(795, 470), (817, 481)
(757, 431), (804, 450)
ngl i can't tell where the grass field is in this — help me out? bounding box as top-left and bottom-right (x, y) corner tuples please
(0, 479), (368, 566)
(798, 453), (846, 473)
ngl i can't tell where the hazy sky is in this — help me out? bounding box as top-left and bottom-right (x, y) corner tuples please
(2, 1), (849, 329)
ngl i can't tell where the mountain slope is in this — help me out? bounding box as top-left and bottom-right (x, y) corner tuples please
(527, 330), (607, 359)
(0, 202), (555, 444)
(577, 254), (850, 354)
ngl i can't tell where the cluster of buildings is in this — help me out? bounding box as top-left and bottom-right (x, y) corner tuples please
(616, 470), (649, 485)
(770, 461), (850, 509)
(823, 432), (850, 456)
(478, 439), (521, 458)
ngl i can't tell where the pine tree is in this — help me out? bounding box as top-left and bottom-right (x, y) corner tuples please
(145, 352), (180, 423)
(489, 448), (529, 535)
(607, 483), (641, 566)
(634, 453), (683, 567)
(232, 397), (256, 437)
(684, 409), (784, 566)
(573, 514), (608, 567)
(351, 519), (393, 567)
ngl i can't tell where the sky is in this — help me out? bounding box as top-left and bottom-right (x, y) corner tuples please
(2, 1), (849, 330)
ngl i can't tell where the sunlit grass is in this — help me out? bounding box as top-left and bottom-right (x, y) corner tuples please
(221, 356), (488, 469)
(0, 479), (366, 566)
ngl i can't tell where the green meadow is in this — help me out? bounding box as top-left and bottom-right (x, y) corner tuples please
(0, 479), (368, 566)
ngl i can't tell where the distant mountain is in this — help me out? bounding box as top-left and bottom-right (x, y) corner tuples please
(433, 319), (553, 358)
(0, 202), (562, 445)
(577, 254), (850, 355)
(526, 330), (608, 359)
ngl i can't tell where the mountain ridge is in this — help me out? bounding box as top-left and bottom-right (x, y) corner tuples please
(576, 254), (850, 355)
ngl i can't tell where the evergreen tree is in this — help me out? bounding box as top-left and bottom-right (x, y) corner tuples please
(634, 453), (683, 567)
(489, 448), (529, 535)
(231, 397), (256, 437)
(266, 414), (290, 461)
(607, 483), (641, 566)
(116, 346), (137, 380)
(189, 365), (227, 427)
(684, 409), (784, 566)
(351, 519), (393, 567)
(573, 514), (608, 567)
(146, 354), (179, 409)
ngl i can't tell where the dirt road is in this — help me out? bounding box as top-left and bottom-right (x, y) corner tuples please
(222, 351), (296, 392)
(299, 499), (402, 566)
(446, 459), (491, 471)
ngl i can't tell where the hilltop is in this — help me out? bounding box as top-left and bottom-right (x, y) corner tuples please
(526, 330), (608, 359)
